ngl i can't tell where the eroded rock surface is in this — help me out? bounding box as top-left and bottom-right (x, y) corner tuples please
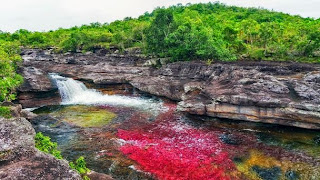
(0, 117), (81, 180)
(19, 48), (320, 129)
(18, 66), (61, 108)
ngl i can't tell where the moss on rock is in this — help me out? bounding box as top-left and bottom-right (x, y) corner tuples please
(52, 105), (117, 128)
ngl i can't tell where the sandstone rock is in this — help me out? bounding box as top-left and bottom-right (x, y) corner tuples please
(19, 67), (53, 92)
(21, 109), (38, 120)
(18, 48), (320, 129)
(143, 58), (169, 67)
(130, 76), (184, 100)
(0, 117), (35, 161)
(177, 101), (206, 115)
(18, 90), (61, 108)
(18, 67), (61, 108)
(9, 104), (22, 118)
(0, 117), (81, 179)
(203, 102), (320, 129)
(86, 171), (114, 180)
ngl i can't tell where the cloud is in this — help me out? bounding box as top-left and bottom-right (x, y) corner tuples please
(0, 0), (319, 32)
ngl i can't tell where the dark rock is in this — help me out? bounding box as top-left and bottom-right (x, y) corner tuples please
(314, 135), (320, 145)
(219, 133), (241, 145)
(18, 90), (61, 108)
(251, 166), (281, 180)
(256, 133), (281, 145)
(233, 157), (244, 163)
(285, 170), (300, 180)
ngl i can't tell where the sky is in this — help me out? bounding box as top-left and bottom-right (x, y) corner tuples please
(0, 0), (319, 32)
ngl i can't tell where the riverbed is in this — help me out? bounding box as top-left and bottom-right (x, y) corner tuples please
(30, 75), (320, 180)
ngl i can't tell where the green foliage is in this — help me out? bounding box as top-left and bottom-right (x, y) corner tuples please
(144, 3), (319, 61)
(35, 133), (91, 179)
(0, 2), (319, 62)
(0, 41), (23, 102)
(145, 8), (237, 61)
(35, 132), (63, 159)
(0, 106), (11, 118)
(69, 156), (90, 175)
(145, 9), (175, 56)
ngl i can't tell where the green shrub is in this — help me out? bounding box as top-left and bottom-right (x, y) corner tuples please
(35, 133), (90, 179)
(0, 106), (11, 118)
(69, 156), (90, 179)
(35, 132), (63, 159)
(0, 41), (23, 102)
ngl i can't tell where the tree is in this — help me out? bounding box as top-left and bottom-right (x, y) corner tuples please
(303, 30), (320, 56)
(145, 8), (175, 56)
(259, 22), (275, 56)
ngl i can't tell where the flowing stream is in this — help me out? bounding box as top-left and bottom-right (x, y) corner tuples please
(49, 73), (165, 112)
(31, 75), (320, 180)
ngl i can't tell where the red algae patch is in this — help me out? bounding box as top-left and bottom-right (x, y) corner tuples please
(33, 101), (320, 179)
(117, 104), (240, 180)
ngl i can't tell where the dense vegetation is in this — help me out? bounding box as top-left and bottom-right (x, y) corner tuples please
(0, 40), (23, 116)
(0, 2), (319, 109)
(1, 2), (319, 63)
(0, 41), (23, 102)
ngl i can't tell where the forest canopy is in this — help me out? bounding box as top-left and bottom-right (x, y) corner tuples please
(1, 2), (319, 63)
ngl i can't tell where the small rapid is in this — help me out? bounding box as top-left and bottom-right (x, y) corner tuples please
(49, 73), (166, 112)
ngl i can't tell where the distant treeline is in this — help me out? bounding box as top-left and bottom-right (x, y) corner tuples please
(1, 2), (320, 63)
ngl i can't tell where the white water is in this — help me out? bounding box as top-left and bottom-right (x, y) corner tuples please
(49, 73), (166, 112)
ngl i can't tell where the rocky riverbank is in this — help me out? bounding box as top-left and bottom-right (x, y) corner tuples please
(18, 48), (320, 129)
(0, 105), (81, 180)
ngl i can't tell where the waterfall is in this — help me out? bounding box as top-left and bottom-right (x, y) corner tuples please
(49, 73), (166, 112)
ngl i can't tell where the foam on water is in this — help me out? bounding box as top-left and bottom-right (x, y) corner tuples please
(49, 73), (166, 112)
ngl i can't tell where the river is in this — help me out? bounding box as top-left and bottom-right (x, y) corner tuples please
(30, 74), (320, 180)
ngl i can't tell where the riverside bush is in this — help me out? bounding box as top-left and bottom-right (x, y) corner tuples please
(69, 156), (90, 179)
(35, 132), (63, 159)
(35, 133), (91, 179)
(0, 106), (11, 118)
(0, 41), (23, 102)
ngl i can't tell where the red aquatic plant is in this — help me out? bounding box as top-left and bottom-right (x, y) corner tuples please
(117, 103), (239, 180)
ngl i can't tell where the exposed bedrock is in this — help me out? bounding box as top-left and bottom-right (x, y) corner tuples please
(17, 66), (61, 108)
(19, 48), (320, 129)
(0, 116), (81, 180)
